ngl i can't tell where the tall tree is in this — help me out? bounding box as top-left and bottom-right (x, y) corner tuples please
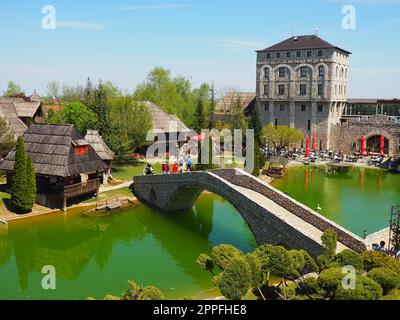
(231, 96), (247, 130)
(3, 81), (25, 97)
(93, 81), (110, 135)
(11, 137), (35, 213)
(0, 118), (16, 156)
(84, 77), (95, 109)
(46, 81), (60, 101)
(208, 84), (216, 129)
(194, 93), (206, 134)
(249, 105), (262, 145)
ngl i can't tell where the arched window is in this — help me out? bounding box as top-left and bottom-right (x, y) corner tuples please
(336, 66), (339, 78)
(300, 66), (309, 78)
(341, 68), (344, 79)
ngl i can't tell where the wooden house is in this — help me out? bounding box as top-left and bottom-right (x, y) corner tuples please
(0, 124), (109, 209)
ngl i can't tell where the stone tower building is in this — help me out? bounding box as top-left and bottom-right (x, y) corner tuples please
(256, 35), (351, 150)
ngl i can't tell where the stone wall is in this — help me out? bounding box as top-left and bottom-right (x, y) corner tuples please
(331, 115), (400, 157)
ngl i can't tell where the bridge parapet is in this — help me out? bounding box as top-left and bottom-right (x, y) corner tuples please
(132, 169), (367, 255)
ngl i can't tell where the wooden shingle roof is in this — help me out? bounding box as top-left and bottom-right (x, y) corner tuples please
(215, 92), (256, 115)
(0, 124), (109, 178)
(0, 101), (28, 137)
(85, 130), (114, 161)
(0, 97), (42, 118)
(141, 101), (191, 134)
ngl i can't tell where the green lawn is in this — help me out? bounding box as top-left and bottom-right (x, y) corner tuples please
(112, 162), (162, 181)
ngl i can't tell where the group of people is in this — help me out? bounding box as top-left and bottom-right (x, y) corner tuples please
(373, 241), (400, 260)
(143, 156), (193, 176)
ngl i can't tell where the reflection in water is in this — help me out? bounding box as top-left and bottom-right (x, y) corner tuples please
(0, 193), (256, 300)
(272, 166), (400, 237)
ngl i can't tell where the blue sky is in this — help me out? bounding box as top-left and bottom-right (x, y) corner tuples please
(0, 0), (399, 98)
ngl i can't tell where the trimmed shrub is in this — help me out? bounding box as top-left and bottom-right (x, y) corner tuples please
(367, 268), (400, 294)
(317, 267), (343, 297)
(334, 275), (382, 300)
(197, 254), (214, 273)
(212, 244), (245, 270)
(362, 251), (400, 273)
(218, 257), (251, 300)
(246, 253), (264, 288)
(335, 249), (363, 272)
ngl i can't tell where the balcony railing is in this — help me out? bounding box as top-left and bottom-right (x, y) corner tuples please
(64, 179), (100, 199)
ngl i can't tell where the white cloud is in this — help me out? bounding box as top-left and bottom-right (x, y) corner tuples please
(115, 4), (193, 11)
(56, 21), (104, 30)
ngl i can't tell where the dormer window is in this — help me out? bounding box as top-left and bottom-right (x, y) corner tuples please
(75, 146), (89, 156)
(72, 140), (89, 156)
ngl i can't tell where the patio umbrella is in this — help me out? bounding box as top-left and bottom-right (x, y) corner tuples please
(192, 133), (206, 142)
(361, 135), (366, 156)
(380, 135), (385, 155)
(305, 137), (311, 158)
(312, 131), (317, 151)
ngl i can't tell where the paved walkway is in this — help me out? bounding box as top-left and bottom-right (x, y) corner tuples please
(99, 181), (132, 193)
(365, 228), (391, 250)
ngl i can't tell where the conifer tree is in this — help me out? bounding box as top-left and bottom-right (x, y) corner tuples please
(11, 137), (28, 213)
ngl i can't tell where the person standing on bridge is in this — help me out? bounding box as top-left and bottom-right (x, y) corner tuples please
(162, 162), (171, 175)
(143, 163), (155, 176)
(186, 156), (192, 172)
(172, 162), (179, 174)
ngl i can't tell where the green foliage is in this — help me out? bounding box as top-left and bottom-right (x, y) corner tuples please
(383, 289), (400, 300)
(334, 275), (382, 300)
(262, 125), (304, 150)
(300, 249), (319, 273)
(230, 96), (247, 130)
(122, 280), (164, 301)
(251, 142), (260, 177)
(105, 98), (152, 162)
(103, 295), (120, 300)
(11, 137), (35, 213)
(335, 249), (363, 271)
(318, 229), (337, 270)
(196, 254), (214, 273)
(317, 267), (343, 297)
(391, 217), (400, 252)
(362, 250), (400, 273)
(254, 245), (294, 278)
(246, 253), (264, 289)
(134, 67), (204, 127)
(218, 257), (251, 300)
(3, 81), (25, 97)
(367, 268), (400, 294)
(277, 282), (297, 300)
(0, 117), (16, 156)
(193, 85), (208, 133)
(207, 85), (216, 129)
(48, 101), (98, 134)
(211, 244), (245, 270)
(249, 106), (262, 145)
(289, 250), (306, 274)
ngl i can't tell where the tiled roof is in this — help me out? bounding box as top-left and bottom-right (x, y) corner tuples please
(257, 35), (351, 54)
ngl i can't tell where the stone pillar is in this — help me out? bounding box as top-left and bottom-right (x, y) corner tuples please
(290, 101), (295, 128)
(269, 101), (275, 125)
(63, 195), (67, 212)
(311, 101), (317, 132)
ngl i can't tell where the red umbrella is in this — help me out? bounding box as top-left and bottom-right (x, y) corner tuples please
(305, 137), (311, 158)
(361, 135), (366, 156)
(380, 135), (385, 155)
(192, 133), (206, 142)
(312, 131), (317, 151)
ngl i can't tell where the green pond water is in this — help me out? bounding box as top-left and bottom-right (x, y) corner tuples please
(0, 194), (257, 300)
(271, 166), (400, 237)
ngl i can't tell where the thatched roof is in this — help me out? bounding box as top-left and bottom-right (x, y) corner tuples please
(215, 92), (256, 116)
(85, 130), (114, 161)
(0, 96), (42, 118)
(0, 124), (109, 178)
(141, 101), (191, 134)
(0, 101), (28, 137)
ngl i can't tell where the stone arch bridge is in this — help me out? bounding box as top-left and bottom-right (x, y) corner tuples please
(132, 169), (366, 257)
